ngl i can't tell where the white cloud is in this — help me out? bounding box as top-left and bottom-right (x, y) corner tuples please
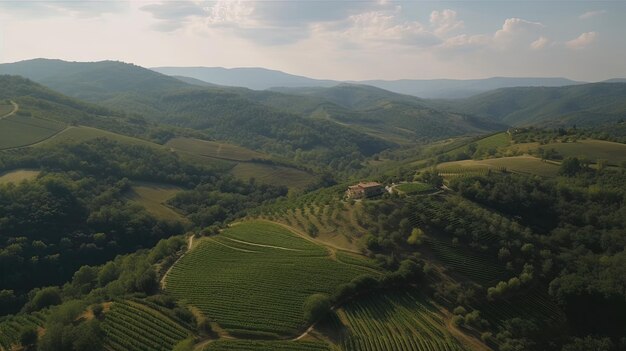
(493, 18), (544, 48)
(566, 32), (597, 49)
(530, 36), (550, 50)
(579, 10), (606, 20)
(430, 9), (464, 36)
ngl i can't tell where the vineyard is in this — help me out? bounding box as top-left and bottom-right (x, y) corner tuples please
(338, 290), (468, 351)
(0, 311), (48, 351)
(254, 185), (368, 251)
(0, 114), (65, 150)
(165, 220), (376, 337)
(202, 340), (332, 351)
(101, 300), (191, 351)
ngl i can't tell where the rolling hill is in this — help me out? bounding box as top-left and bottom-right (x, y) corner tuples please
(441, 82), (626, 127)
(151, 66), (580, 98)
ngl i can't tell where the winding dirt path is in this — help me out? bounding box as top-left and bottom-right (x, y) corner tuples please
(0, 101), (18, 119)
(160, 235), (194, 289)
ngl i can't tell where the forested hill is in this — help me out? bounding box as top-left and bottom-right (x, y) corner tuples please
(438, 82), (626, 127)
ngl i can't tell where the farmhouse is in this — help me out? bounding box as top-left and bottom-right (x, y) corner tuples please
(346, 181), (384, 199)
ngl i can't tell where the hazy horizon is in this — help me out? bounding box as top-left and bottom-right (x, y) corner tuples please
(1, 1), (625, 82)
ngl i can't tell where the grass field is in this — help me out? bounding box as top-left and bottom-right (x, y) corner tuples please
(445, 132), (511, 158)
(511, 139), (626, 166)
(165, 221), (376, 337)
(395, 182), (434, 195)
(202, 340), (332, 351)
(0, 102), (13, 117)
(337, 290), (469, 351)
(35, 126), (161, 149)
(124, 182), (186, 222)
(0, 114), (65, 150)
(438, 156), (560, 178)
(0, 169), (41, 185)
(230, 163), (316, 190)
(101, 300), (191, 351)
(166, 137), (268, 162)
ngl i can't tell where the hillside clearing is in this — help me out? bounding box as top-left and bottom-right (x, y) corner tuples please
(510, 139), (626, 165)
(0, 169), (41, 185)
(125, 182), (186, 222)
(230, 163), (316, 190)
(166, 137), (268, 161)
(0, 114), (65, 150)
(34, 126), (161, 149)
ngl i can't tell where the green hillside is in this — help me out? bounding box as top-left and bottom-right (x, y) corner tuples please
(444, 82), (626, 127)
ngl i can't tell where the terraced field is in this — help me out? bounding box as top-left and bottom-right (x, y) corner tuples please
(0, 311), (48, 351)
(438, 156), (559, 178)
(101, 300), (191, 351)
(0, 114), (65, 149)
(166, 137), (268, 161)
(125, 182), (185, 221)
(202, 340), (332, 351)
(165, 221), (376, 337)
(338, 290), (468, 351)
(0, 169), (40, 185)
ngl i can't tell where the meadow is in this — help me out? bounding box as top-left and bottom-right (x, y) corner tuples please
(230, 163), (316, 190)
(0, 114), (65, 150)
(165, 221), (376, 337)
(444, 132), (511, 158)
(511, 139), (626, 165)
(124, 181), (186, 222)
(0, 169), (40, 185)
(337, 290), (468, 351)
(35, 126), (161, 149)
(166, 137), (268, 161)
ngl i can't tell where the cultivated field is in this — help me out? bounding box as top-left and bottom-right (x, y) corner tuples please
(0, 114), (65, 150)
(338, 290), (469, 351)
(511, 139), (626, 165)
(395, 182), (434, 195)
(202, 340), (332, 351)
(165, 221), (376, 337)
(166, 137), (268, 161)
(444, 132), (511, 158)
(230, 163), (316, 190)
(0, 102), (13, 117)
(0, 169), (41, 185)
(125, 182), (186, 222)
(35, 126), (161, 149)
(437, 156), (560, 178)
(0, 311), (48, 351)
(101, 300), (191, 351)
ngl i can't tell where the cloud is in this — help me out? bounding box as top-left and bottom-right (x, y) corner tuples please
(140, 1), (206, 31)
(579, 10), (606, 20)
(337, 10), (439, 47)
(530, 36), (550, 50)
(566, 32), (598, 49)
(430, 9), (464, 36)
(493, 18), (544, 48)
(0, 0), (127, 18)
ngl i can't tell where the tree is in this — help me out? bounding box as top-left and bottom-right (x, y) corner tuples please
(559, 157), (582, 176)
(407, 228), (424, 245)
(303, 293), (331, 324)
(24, 287), (62, 312)
(421, 169), (443, 188)
(19, 327), (38, 348)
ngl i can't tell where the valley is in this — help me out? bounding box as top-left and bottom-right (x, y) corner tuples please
(0, 58), (624, 351)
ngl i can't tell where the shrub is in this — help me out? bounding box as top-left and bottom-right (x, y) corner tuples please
(303, 294), (331, 324)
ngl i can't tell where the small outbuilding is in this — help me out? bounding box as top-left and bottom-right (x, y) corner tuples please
(346, 182), (384, 199)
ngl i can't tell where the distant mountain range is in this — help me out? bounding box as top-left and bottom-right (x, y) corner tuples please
(152, 66), (584, 99)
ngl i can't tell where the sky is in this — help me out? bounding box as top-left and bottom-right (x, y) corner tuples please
(0, 0), (624, 81)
